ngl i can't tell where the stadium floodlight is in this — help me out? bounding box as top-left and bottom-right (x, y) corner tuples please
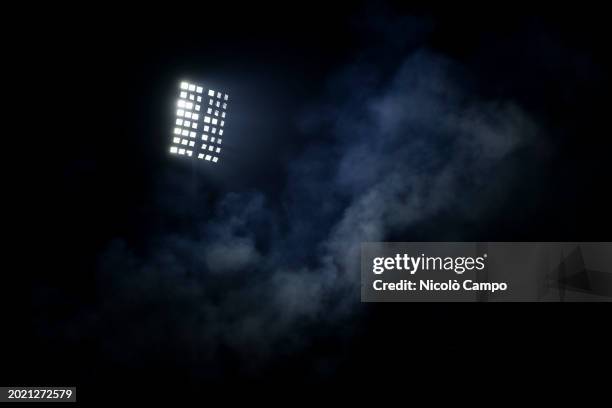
(170, 81), (229, 164)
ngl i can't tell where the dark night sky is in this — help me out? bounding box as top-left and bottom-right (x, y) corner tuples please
(10, 1), (612, 402)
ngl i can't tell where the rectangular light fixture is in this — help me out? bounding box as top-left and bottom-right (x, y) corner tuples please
(170, 80), (229, 164)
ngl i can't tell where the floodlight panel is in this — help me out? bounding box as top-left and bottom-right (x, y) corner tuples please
(171, 80), (229, 164)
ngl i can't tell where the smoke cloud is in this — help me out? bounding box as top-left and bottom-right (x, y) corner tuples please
(80, 21), (547, 376)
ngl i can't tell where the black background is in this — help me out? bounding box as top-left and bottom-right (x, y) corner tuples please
(9, 1), (612, 402)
